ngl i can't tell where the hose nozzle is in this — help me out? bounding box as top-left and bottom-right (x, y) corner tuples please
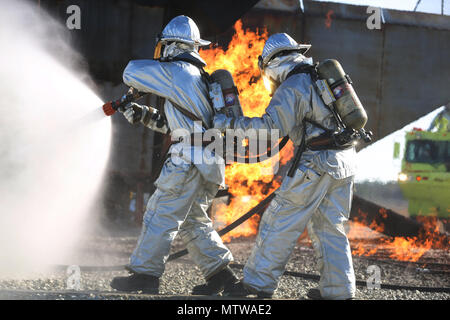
(101, 88), (145, 116)
(102, 101), (118, 116)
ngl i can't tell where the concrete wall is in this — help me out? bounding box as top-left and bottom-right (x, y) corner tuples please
(39, 0), (166, 220)
(240, 0), (450, 140)
(40, 0), (165, 81)
(40, 0), (164, 181)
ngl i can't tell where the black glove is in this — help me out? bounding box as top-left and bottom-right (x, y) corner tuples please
(123, 103), (146, 124)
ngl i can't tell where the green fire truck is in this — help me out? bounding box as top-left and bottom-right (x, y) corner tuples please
(394, 129), (450, 218)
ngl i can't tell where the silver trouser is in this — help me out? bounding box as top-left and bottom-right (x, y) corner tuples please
(243, 163), (355, 300)
(128, 158), (233, 279)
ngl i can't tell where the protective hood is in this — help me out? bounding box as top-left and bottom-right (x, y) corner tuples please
(264, 52), (313, 86)
(160, 42), (206, 67)
(162, 42), (193, 59)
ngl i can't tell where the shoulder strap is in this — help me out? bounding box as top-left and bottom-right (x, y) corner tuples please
(168, 99), (210, 130)
(168, 65), (212, 130)
(287, 119), (307, 178)
(161, 51), (207, 69)
(287, 62), (346, 131)
(158, 58), (212, 130)
(304, 118), (333, 133)
(199, 67), (212, 84)
(198, 67), (216, 117)
(286, 62), (319, 82)
(286, 63), (336, 133)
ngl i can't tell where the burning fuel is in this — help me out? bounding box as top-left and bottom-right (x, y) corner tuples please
(200, 20), (294, 241)
(348, 212), (449, 262)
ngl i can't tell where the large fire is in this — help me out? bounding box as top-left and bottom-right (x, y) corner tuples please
(348, 213), (449, 262)
(200, 20), (293, 241)
(199, 20), (448, 263)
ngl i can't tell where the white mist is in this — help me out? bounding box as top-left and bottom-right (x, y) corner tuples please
(0, 0), (111, 273)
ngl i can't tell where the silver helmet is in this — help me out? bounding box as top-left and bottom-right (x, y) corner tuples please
(258, 33), (310, 70)
(160, 15), (210, 47)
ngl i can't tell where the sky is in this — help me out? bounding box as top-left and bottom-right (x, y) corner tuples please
(313, 0), (450, 15)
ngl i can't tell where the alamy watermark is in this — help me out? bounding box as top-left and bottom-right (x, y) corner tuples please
(66, 5), (81, 30)
(366, 265), (381, 290)
(66, 265), (82, 290)
(366, 6), (383, 30)
(65, 5), (383, 32)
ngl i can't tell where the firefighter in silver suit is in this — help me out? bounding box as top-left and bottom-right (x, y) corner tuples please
(214, 33), (357, 300)
(110, 15), (236, 295)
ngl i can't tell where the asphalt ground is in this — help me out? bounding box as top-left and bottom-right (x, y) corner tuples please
(0, 226), (448, 300)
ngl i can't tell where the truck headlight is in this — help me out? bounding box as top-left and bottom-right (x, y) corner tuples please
(398, 173), (408, 182)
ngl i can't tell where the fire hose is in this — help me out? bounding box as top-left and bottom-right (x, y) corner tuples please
(167, 191), (276, 261)
(102, 90), (291, 165)
(228, 263), (450, 293)
(49, 262), (450, 294)
(95, 93), (450, 294)
(49, 190), (449, 294)
(166, 191), (450, 294)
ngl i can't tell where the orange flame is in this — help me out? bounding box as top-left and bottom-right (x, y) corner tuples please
(325, 10), (334, 29)
(348, 213), (449, 262)
(200, 20), (293, 241)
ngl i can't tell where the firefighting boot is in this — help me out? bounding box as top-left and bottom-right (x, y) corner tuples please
(222, 280), (273, 299)
(191, 266), (239, 296)
(307, 288), (354, 300)
(110, 271), (159, 294)
(307, 288), (324, 300)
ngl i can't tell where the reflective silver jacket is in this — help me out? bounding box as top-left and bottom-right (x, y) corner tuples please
(123, 59), (225, 186)
(231, 61), (357, 179)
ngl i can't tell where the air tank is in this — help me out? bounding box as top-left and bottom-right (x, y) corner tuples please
(209, 69), (243, 118)
(317, 59), (368, 130)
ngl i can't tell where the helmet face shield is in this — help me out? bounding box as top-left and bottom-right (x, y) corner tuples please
(258, 54), (281, 96)
(260, 68), (280, 97)
(153, 41), (163, 59)
(153, 33), (165, 60)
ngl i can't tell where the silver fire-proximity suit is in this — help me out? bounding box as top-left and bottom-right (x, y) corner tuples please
(122, 16), (233, 280)
(214, 33), (357, 299)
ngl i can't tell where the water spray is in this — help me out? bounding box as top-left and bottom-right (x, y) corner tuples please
(0, 0), (112, 274)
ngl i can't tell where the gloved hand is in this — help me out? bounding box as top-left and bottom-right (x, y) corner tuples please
(123, 102), (168, 134)
(213, 113), (233, 132)
(123, 103), (146, 124)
